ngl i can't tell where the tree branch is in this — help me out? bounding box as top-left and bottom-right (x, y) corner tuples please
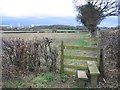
(105, 9), (118, 16)
(93, 0), (99, 5)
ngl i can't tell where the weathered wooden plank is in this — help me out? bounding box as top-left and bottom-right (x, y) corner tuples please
(64, 55), (97, 61)
(87, 61), (100, 75)
(64, 70), (76, 75)
(77, 70), (88, 79)
(97, 48), (100, 68)
(99, 49), (104, 77)
(64, 46), (98, 51)
(64, 64), (87, 70)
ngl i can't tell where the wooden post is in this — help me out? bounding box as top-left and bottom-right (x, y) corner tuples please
(87, 61), (100, 87)
(97, 38), (101, 69)
(99, 49), (104, 77)
(60, 41), (64, 73)
(77, 70), (88, 87)
(90, 76), (98, 87)
(97, 48), (100, 68)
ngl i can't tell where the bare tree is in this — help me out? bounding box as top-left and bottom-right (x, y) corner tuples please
(73, 0), (118, 38)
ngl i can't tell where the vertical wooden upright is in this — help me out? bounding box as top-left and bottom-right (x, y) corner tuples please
(60, 41), (64, 73)
(97, 39), (101, 68)
(99, 49), (104, 77)
(97, 48), (100, 68)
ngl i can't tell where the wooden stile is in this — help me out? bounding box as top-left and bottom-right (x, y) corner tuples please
(60, 41), (101, 87)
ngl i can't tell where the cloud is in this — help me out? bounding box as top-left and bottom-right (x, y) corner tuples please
(1, 0), (117, 27)
(0, 0), (77, 18)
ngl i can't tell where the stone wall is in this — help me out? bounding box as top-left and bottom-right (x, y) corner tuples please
(100, 30), (120, 88)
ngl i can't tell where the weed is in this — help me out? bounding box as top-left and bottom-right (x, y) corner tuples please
(60, 73), (69, 82)
(44, 73), (54, 83)
(32, 72), (54, 88)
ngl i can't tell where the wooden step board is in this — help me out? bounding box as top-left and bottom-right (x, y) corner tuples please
(77, 70), (88, 79)
(76, 70), (88, 87)
(87, 61), (100, 87)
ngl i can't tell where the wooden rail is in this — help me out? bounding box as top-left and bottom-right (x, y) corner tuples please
(60, 41), (100, 75)
(64, 46), (98, 51)
(64, 55), (97, 61)
(64, 64), (87, 70)
(64, 70), (76, 75)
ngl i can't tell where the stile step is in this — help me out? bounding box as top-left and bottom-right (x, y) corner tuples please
(87, 61), (100, 87)
(76, 70), (88, 87)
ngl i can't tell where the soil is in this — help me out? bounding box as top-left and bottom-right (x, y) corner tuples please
(52, 76), (76, 88)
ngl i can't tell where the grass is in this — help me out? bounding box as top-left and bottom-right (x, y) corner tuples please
(3, 72), (55, 88)
(76, 33), (98, 47)
(30, 72), (55, 88)
(3, 72), (71, 88)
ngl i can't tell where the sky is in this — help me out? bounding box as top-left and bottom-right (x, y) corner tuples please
(0, 0), (118, 27)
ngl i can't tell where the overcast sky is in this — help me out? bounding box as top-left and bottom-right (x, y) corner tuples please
(0, 0), (118, 27)
(0, 0), (78, 18)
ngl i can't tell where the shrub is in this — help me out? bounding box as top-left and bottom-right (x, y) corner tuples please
(2, 37), (58, 81)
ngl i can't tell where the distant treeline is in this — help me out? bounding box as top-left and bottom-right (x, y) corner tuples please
(31, 25), (86, 30)
(1, 24), (119, 31)
(1, 25), (87, 31)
